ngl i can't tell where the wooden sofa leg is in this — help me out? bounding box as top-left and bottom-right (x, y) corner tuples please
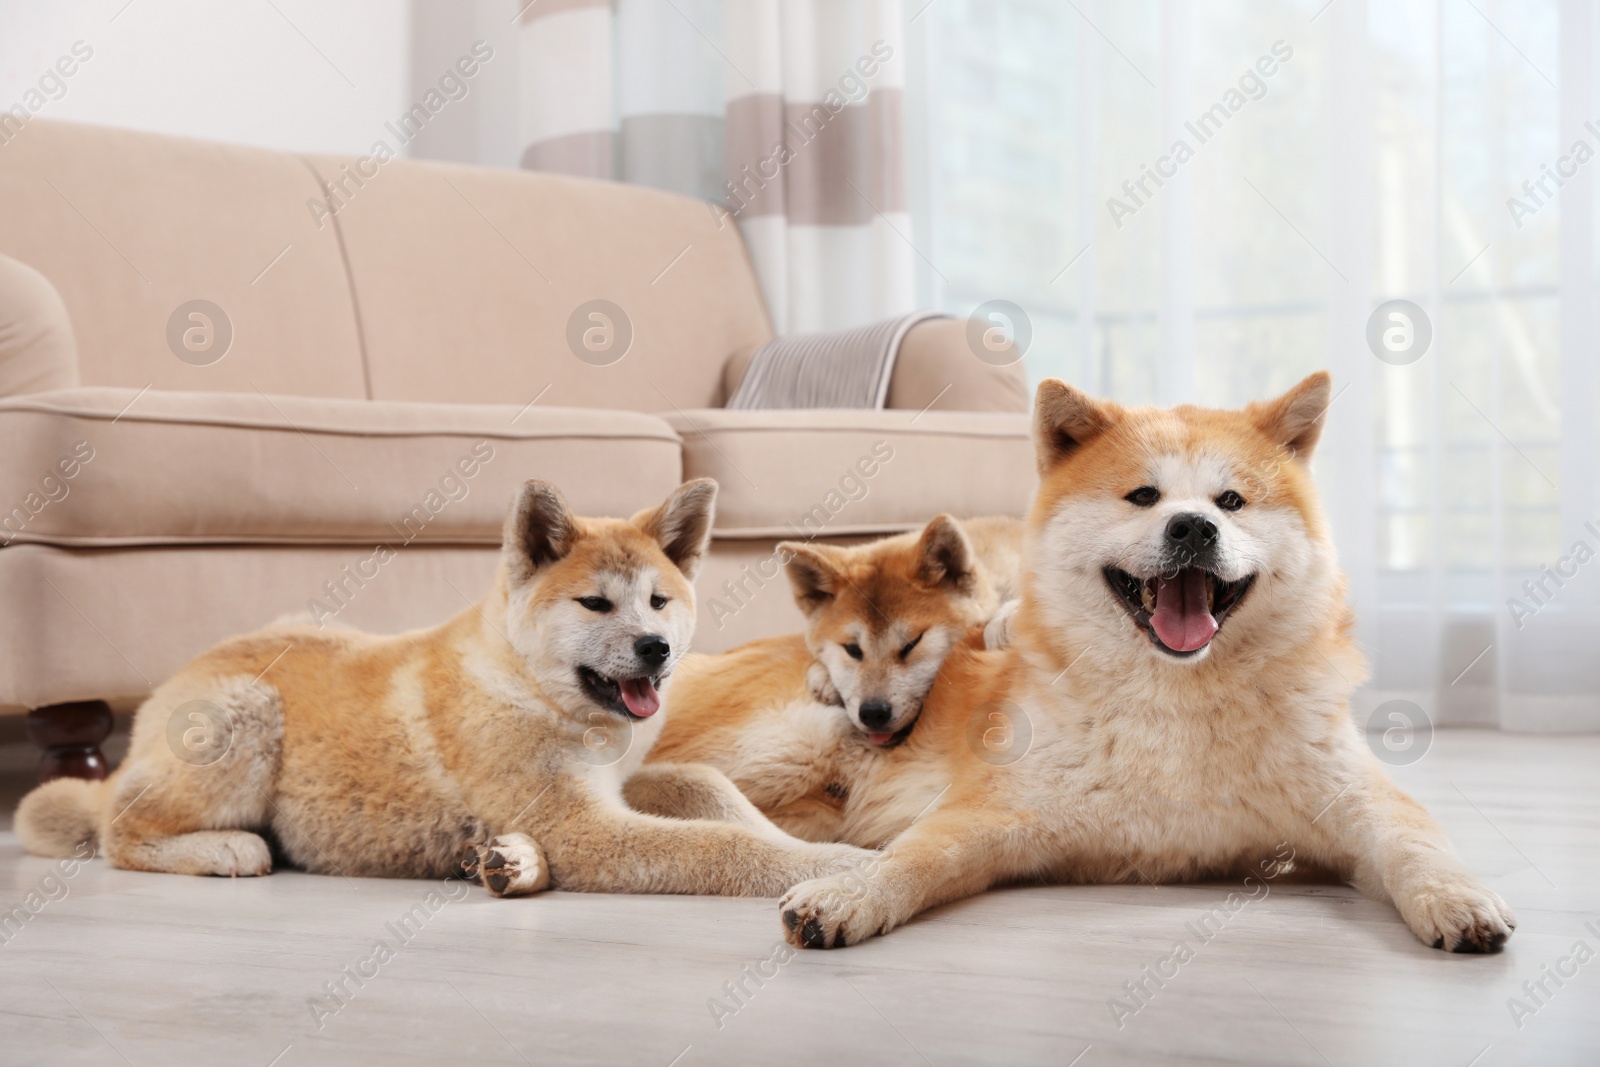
(25, 701), (113, 783)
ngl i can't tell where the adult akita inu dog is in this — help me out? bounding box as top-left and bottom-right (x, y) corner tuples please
(772, 373), (1515, 953)
(15, 478), (874, 897)
(649, 514), (1020, 842)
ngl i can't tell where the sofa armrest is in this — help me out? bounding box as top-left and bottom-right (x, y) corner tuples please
(885, 317), (1027, 413)
(0, 254), (79, 397)
(719, 315), (1028, 413)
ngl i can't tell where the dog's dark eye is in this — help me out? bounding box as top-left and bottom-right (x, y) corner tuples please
(576, 596), (613, 613)
(843, 643), (863, 660)
(1125, 486), (1160, 507)
(1215, 490), (1246, 512)
(649, 594), (668, 610)
(899, 634), (923, 660)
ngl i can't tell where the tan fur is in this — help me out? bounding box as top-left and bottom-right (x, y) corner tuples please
(957, 516), (1026, 602)
(14, 479), (873, 897)
(781, 515), (1022, 738)
(744, 375), (1515, 953)
(15, 777), (110, 857)
(648, 515), (1021, 841)
(649, 631), (987, 847)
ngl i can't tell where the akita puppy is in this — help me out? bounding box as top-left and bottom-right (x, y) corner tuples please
(774, 373), (1516, 953)
(15, 479), (873, 897)
(785, 514), (1022, 743)
(649, 515), (1020, 843)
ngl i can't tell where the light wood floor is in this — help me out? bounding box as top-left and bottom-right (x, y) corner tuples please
(0, 729), (1595, 1066)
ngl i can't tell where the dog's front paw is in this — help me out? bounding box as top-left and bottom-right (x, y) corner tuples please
(1398, 876), (1515, 953)
(207, 831), (273, 877)
(983, 599), (1021, 651)
(464, 833), (550, 898)
(807, 661), (842, 706)
(779, 871), (887, 949)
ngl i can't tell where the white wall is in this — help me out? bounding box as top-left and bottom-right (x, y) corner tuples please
(0, 0), (409, 155)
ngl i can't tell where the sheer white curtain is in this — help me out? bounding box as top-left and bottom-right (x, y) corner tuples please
(907, 0), (1600, 732)
(485, 0), (1598, 729)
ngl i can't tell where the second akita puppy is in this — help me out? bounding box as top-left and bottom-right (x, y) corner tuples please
(648, 515), (1019, 844)
(784, 514), (1022, 744)
(15, 479), (874, 897)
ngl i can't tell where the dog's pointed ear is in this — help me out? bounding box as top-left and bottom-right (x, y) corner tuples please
(634, 478), (717, 581)
(914, 515), (978, 594)
(780, 542), (842, 616)
(504, 480), (579, 583)
(1034, 379), (1119, 475)
(1250, 371), (1332, 462)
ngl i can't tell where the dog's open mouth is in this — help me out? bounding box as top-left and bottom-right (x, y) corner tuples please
(864, 717), (918, 749)
(578, 666), (662, 719)
(1103, 566), (1255, 657)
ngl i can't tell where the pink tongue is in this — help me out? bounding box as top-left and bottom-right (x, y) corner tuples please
(868, 731), (895, 746)
(1149, 569), (1218, 652)
(619, 677), (660, 717)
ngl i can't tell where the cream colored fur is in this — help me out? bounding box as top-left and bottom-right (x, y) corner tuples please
(647, 515), (1023, 844)
(763, 374), (1513, 953)
(14, 479), (874, 897)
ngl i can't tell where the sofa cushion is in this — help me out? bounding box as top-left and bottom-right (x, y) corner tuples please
(0, 254), (78, 397)
(664, 409), (1034, 538)
(0, 388), (682, 547)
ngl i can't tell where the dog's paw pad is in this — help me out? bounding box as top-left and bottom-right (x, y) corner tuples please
(1449, 910), (1514, 953)
(800, 917), (830, 949)
(779, 874), (875, 949)
(472, 833), (549, 898)
(1407, 882), (1516, 953)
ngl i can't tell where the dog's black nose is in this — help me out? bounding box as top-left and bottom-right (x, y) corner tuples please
(859, 701), (893, 729)
(1165, 512), (1218, 553)
(634, 634), (670, 667)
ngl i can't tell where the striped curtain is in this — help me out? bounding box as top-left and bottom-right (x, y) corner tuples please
(516, 0), (915, 334)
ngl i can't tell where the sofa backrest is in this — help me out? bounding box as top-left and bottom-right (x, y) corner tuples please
(0, 120), (366, 398)
(0, 120), (773, 410)
(301, 153), (772, 410)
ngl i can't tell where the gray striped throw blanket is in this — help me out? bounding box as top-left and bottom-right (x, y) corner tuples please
(727, 310), (948, 409)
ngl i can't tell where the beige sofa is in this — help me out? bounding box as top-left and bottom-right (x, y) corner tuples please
(0, 119), (1033, 777)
